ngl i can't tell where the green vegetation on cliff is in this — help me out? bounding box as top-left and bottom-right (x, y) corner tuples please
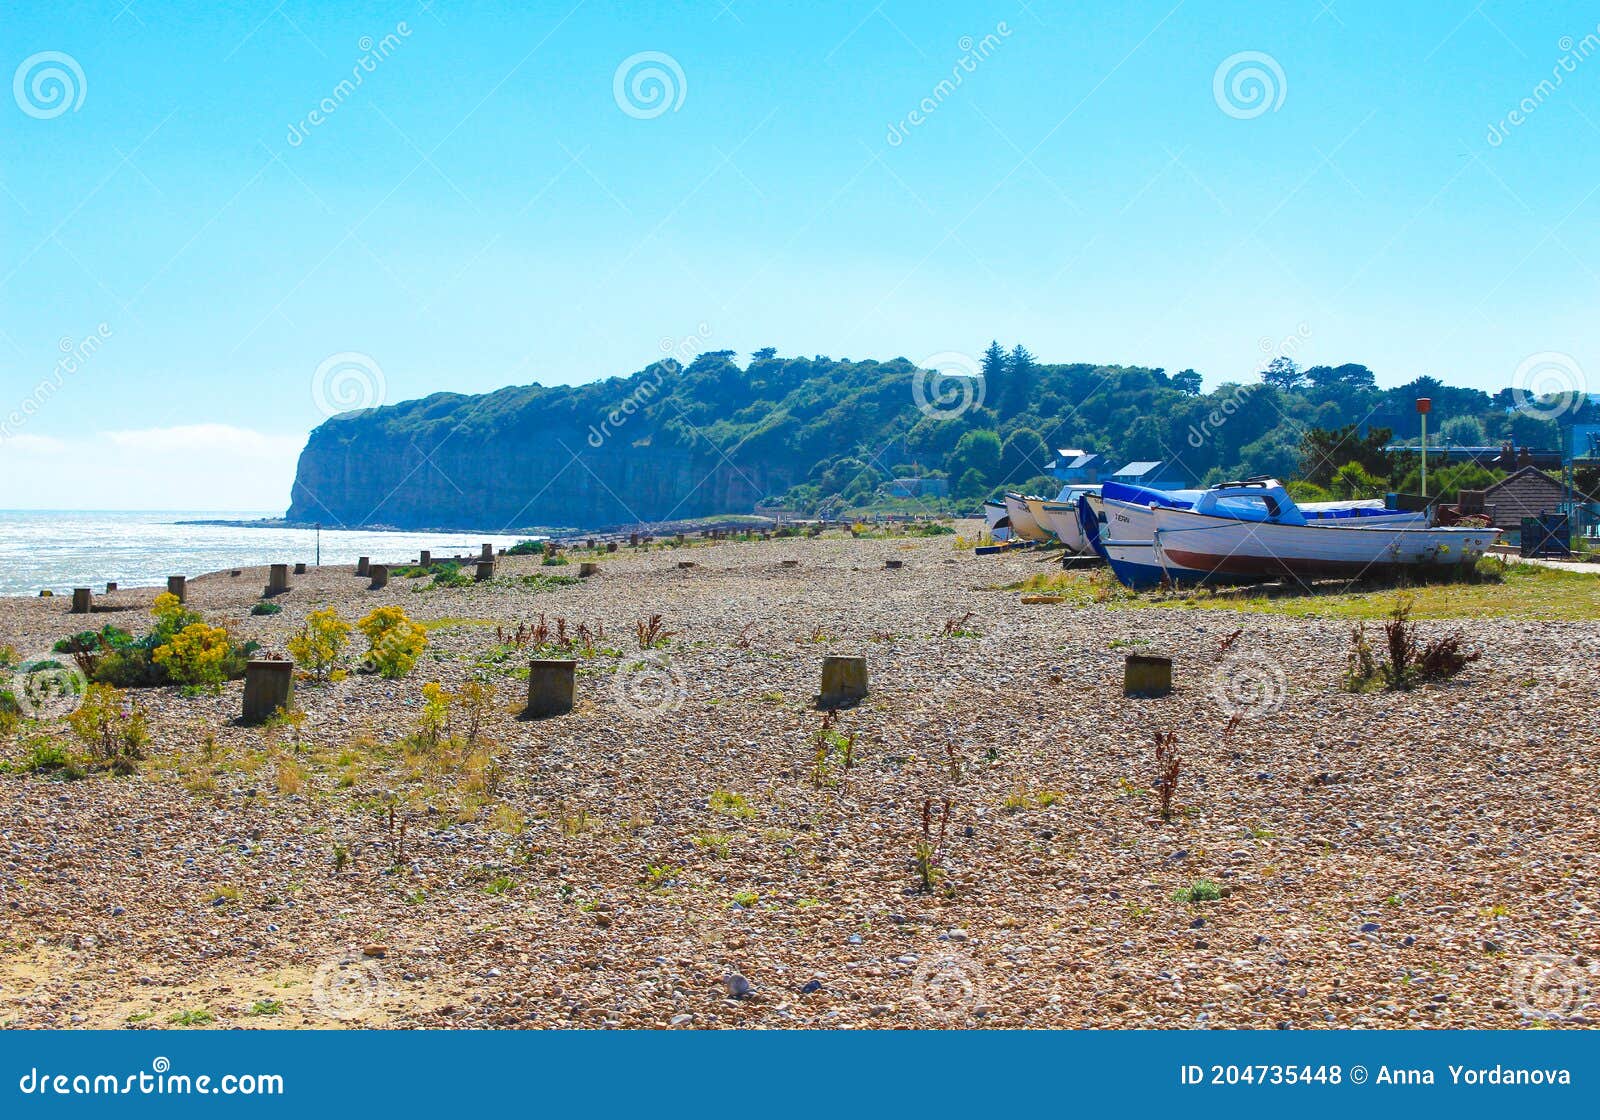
(286, 347), (1587, 530)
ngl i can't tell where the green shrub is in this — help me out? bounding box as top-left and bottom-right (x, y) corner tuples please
(430, 563), (471, 588)
(506, 540), (546, 556)
(2, 739), (84, 780)
(69, 683), (148, 774)
(0, 689), (20, 738)
(251, 601), (282, 616)
(1173, 879), (1223, 903)
(540, 555), (569, 567)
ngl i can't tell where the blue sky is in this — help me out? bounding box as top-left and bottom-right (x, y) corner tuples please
(2, 0), (1598, 508)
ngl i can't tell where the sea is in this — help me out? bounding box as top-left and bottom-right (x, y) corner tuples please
(0, 511), (539, 597)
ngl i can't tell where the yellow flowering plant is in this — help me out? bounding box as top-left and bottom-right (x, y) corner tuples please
(287, 607), (352, 681)
(151, 622), (234, 693)
(357, 606), (427, 679)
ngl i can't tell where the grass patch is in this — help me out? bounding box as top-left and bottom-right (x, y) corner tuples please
(1173, 879), (1224, 903)
(168, 1008), (215, 1026)
(1061, 561), (1598, 621)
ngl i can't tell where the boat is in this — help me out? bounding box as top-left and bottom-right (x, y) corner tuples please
(1038, 484), (1101, 554)
(1079, 493), (1230, 589)
(1082, 479), (1475, 589)
(1003, 492), (1052, 542)
(981, 499), (1012, 541)
(1145, 480), (1498, 583)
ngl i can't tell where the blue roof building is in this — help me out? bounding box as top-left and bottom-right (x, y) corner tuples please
(1047, 450), (1107, 483)
(1109, 460), (1188, 490)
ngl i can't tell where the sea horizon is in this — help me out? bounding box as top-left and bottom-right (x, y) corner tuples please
(0, 510), (539, 598)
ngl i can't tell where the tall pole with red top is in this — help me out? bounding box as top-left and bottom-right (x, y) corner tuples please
(1416, 397), (1431, 497)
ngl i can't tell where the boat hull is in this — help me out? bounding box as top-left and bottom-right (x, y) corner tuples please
(1003, 493), (1050, 542)
(982, 500), (1012, 541)
(1149, 507), (1498, 580)
(1039, 502), (1089, 552)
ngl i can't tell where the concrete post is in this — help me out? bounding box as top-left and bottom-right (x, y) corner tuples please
(267, 563), (290, 595)
(1123, 654), (1172, 698)
(819, 656), (868, 708)
(242, 660), (294, 723)
(524, 659), (576, 718)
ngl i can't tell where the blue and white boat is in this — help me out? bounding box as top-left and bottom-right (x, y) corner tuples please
(1082, 479), (1442, 590)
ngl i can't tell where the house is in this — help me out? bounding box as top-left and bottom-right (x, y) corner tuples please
(1482, 466), (1564, 533)
(1108, 460), (1189, 490)
(1047, 449), (1107, 483)
(884, 477), (948, 499)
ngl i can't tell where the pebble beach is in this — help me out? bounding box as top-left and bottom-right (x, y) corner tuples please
(1, 526), (1596, 1030)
